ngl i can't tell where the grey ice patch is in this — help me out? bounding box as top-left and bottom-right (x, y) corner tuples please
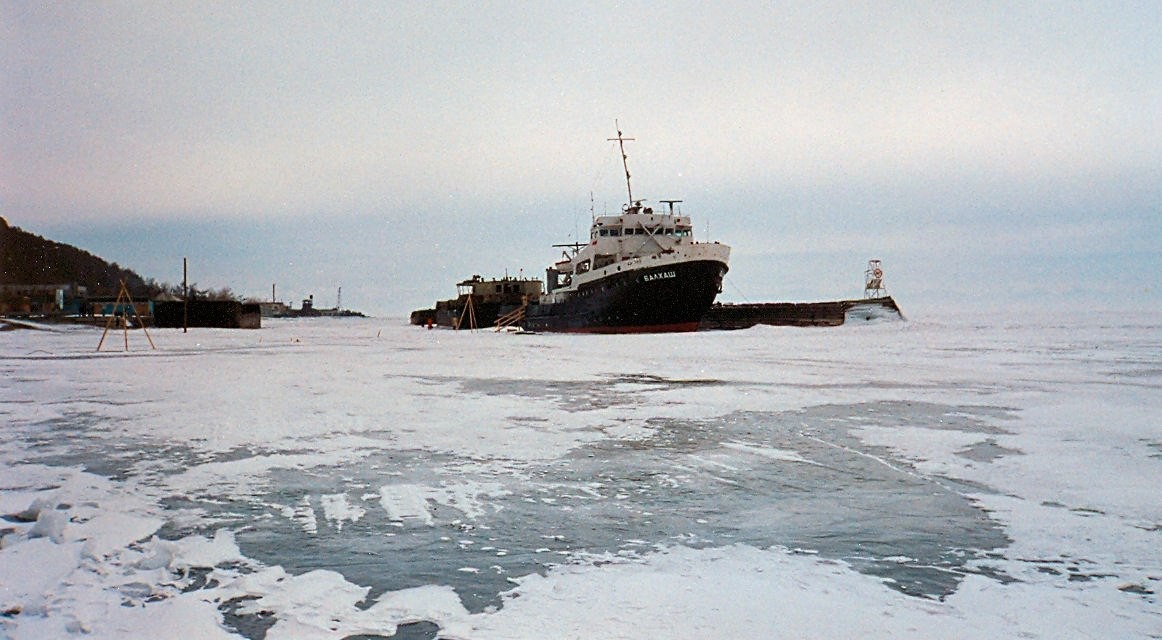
(955, 438), (1024, 462)
(830, 400), (1017, 435)
(564, 403), (1015, 599)
(427, 373), (731, 413)
(33, 397), (1019, 613)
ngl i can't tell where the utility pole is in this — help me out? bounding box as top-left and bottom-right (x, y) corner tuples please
(182, 257), (188, 333)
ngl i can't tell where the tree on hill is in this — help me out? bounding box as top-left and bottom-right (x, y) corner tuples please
(0, 217), (147, 296)
(1, 217), (242, 302)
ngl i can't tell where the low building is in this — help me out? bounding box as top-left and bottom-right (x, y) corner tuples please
(256, 301), (291, 317)
(152, 300), (262, 329)
(0, 283), (89, 316)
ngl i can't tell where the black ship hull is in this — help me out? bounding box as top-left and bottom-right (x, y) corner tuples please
(523, 259), (727, 333)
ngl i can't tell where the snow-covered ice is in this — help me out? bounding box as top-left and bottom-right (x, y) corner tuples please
(1, 311), (1159, 638)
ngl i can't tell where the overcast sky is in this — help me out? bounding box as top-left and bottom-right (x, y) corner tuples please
(3, 2), (1159, 315)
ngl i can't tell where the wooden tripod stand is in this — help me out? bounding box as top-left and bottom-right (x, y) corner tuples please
(96, 280), (156, 352)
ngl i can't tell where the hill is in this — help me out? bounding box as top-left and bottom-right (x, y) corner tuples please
(0, 216), (147, 295)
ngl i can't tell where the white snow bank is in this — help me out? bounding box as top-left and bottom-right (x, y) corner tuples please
(0, 526), (251, 639)
(75, 513), (166, 560)
(0, 538), (84, 616)
(450, 545), (951, 638)
(225, 567), (467, 640)
(0, 464), (251, 639)
(164, 529), (246, 572)
(447, 544), (1160, 640)
(27, 509), (68, 543)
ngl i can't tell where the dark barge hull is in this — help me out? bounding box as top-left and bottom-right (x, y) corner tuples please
(699, 296), (903, 330)
(409, 301), (518, 329)
(153, 300), (262, 329)
(524, 259), (727, 333)
(409, 308), (437, 325)
(409, 300), (524, 329)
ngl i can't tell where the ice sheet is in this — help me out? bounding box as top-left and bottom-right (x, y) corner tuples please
(1, 311), (1159, 638)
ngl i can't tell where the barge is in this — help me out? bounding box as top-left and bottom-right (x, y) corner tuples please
(409, 275), (542, 329)
(699, 296), (903, 329)
(699, 260), (904, 329)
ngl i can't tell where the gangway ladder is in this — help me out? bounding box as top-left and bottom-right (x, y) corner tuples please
(97, 280), (157, 352)
(864, 259), (887, 298)
(494, 296), (530, 332)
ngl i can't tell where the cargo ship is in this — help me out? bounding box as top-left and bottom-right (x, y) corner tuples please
(522, 126), (730, 333)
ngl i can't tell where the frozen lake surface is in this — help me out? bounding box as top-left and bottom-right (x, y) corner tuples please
(1, 311), (1159, 638)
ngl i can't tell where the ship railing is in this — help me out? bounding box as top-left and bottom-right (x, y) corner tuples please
(494, 297), (530, 332)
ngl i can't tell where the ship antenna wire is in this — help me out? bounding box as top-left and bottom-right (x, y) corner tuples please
(608, 120), (635, 206)
(726, 275), (751, 303)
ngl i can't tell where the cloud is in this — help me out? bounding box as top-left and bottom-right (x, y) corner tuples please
(5, 3), (1158, 223)
(4, 3), (1160, 310)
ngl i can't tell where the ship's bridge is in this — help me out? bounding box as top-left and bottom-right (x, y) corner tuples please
(544, 199), (718, 294)
(591, 214), (693, 239)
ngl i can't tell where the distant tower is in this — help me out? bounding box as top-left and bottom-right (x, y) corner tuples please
(864, 259), (887, 298)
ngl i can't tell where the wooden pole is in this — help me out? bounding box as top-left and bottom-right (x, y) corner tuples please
(456, 295), (478, 331)
(96, 301), (116, 351)
(121, 281), (156, 350)
(183, 257), (188, 333)
(97, 281), (129, 351)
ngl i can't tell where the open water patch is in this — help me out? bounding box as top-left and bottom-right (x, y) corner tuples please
(161, 400), (1020, 618)
(6, 393), (1020, 624)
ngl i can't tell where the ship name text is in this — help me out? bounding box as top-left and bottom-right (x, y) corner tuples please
(643, 271), (677, 282)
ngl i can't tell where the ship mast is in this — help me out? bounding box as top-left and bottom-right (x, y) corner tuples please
(608, 121), (636, 206)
